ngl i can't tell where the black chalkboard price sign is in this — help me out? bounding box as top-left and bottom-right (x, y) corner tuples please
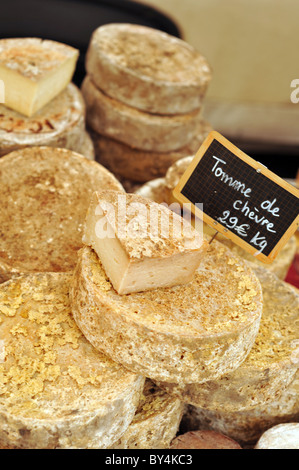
(173, 131), (299, 263)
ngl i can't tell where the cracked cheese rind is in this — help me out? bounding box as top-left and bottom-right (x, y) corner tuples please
(0, 38), (78, 116)
(82, 190), (208, 294)
(0, 147), (124, 275)
(70, 241), (262, 383)
(0, 273), (144, 449)
(111, 380), (183, 449)
(0, 83), (86, 157)
(158, 267), (299, 411)
(85, 23), (211, 115)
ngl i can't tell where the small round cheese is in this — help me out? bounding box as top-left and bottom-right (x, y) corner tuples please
(70, 241), (262, 384)
(158, 267), (299, 411)
(90, 121), (211, 182)
(0, 83), (85, 156)
(0, 146), (124, 274)
(85, 23), (211, 115)
(82, 76), (202, 152)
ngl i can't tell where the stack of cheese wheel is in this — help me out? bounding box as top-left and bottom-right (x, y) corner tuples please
(82, 23), (212, 186)
(0, 38), (95, 160)
(178, 267), (299, 448)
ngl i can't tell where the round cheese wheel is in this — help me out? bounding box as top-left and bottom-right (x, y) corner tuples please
(0, 83), (86, 157)
(0, 273), (144, 449)
(90, 121), (211, 182)
(70, 241), (262, 384)
(82, 76), (202, 152)
(158, 266), (299, 411)
(0, 146), (124, 274)
(85, 23), (211, 115)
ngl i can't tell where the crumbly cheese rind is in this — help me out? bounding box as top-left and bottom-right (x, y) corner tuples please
(111, 380), (183, 449)
(0, 146), (124, 274)
(82, 76), (202, 152)
(0, 83), (85, 156)
(158, 267), (299, 411)
(70, 241), (262, 384)
(0, 273), (144, 449)
(90, 121), (211, 182)
(180, 372), (299, 449)
(85, 23), (211, 115)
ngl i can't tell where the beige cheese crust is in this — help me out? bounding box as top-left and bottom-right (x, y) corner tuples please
(0, 273), (144, 449)
(0, 83), (85, 157)
(85, 23), (211, 115)
(90, 121), (211, 182)
(180, 372), (299, 449)
(158, 267), (299, 411)
(0, 38), (79, 116)
(70, 241), (262, 384)
(76, 130), (95, 161)
(111, 380), (183, 449)
(83, 190), (208, 294)
(0, 147), (124, 274)
(82, 76), (202, 152)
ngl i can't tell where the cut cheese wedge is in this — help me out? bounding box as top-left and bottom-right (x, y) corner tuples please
(70, 241), (262, 383)
(157, 267), (299, 411)
(0, 83), (85, 157)
(0, 273), (144, 449)
(82, 190), (208, 294)
(0, 38), (79, 116)
(90, 121), (211, 182)
(82, 76), (202, 152)
(112, 380), (183, 449)
(86, 23), (211, 115)
(0, 147), (124, 275)
(180, 372), (299, 449)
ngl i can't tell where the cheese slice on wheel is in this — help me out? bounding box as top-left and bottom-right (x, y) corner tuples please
(0, 83), (86, 157)
(0, 273), (144, 449)
(0, 147), (124, 275)
(0, 38), (78, 116)
(82, 190), (208, 294)
(82, 76), (202, 152)
(70, 241), (262, 384)
(85, 23), (211, 115)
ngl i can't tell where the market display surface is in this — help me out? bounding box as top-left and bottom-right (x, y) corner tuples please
(0, 21), (298, 450)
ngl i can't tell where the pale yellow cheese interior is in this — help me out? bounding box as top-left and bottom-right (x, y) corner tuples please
(0, 53), (78, 116)
(83, 192), (207, 295)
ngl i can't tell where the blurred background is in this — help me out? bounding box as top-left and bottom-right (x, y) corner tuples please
(1, 0), (298, 179)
